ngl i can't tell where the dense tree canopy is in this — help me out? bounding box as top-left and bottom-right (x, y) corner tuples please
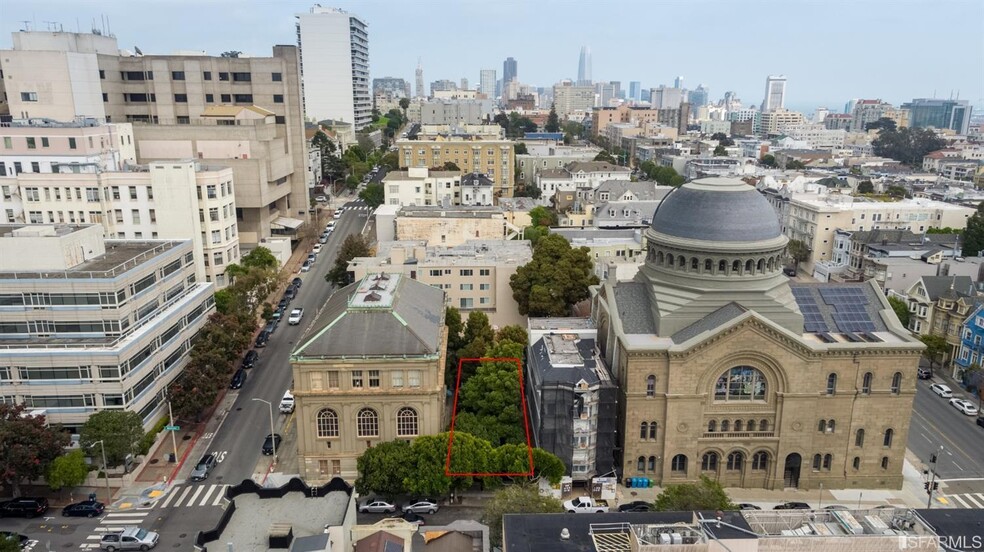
(510, 234), (599, 316)
(887, 296), (910, 328)
(46, 449), (89, 492)
(80, 410), (144, 467)
(638, 161), (685, 186)
(483, 485), (564, 547)
(358, 182), (384, 209)
(920, 334), (949, 372)
(327, 234), (372, 286)
(654, 476), (736, 511)
(787, 239), (810, 267)
(545, 104), (561, 133)
(872, 126), (946, 166)
(961, 204), (984, 257)
(0, 404), (69, 497)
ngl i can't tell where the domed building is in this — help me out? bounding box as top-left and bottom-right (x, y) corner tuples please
(591, 177), (923, 490)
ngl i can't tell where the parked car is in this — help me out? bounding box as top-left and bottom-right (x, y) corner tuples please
(230, 368), (247, 389)
(617, 500), (652, 512)
(254, 330), (271, 348)
(774, 502), (811, 510)
(917, 367), (932, 379)
(62, 500), (105, 517)
(242, 350), (258, 369)
(823, 505), (849, 510)
(300, 260), (312, 272)
(319, 235), (329, 245)
(333, 210), (342, 219)
(737, 503), (762, 511)
(401, 498), (439, 514)
(307, 253), (317, 265)
(782, 267), (797, 277)
(264, 319), (278, 334)
(0, 497), (49, 518)
(326, 221), (336, 230)
(977, 416), (984, 429)
(189, 453), (217, 482)
(279, 391), (295, 414)
(931, 383), (953, 398)
(99, 526), (159, 551)
(312, 244), (322, 254)
(291, 277), (302, 288)
(287, 308), (304, 325)
(284, 287), (297, 301)
(315, 196), (327, 203)
(949, 398), (979, 416)
(262, 433), (282, 455)
(391, 511), (425, 526)
(359, 498), (397, 514)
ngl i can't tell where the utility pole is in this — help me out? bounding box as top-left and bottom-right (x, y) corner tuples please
(91, 440), (111, 504)
(167, 399), (179, 463)
(925, 445), (944, 508)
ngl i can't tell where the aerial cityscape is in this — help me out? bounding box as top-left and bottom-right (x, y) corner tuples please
(0, 1), (983, 551)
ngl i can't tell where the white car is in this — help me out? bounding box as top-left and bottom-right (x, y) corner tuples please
(949, 398), (979, 416)
(333, 209), (342, 219)
(312, 244), (322, 254)
(930, 383), (953, 398)
(358, 498), (397, 514)
(300, 260), (311, 273)
(314, 195), (327, 203)
(287, 308), (304, 325)
(279, 391), (295, 414)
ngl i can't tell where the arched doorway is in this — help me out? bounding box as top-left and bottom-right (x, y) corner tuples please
(783, 453), (801, 488)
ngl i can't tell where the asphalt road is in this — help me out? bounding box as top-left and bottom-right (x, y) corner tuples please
(907, 375), (984, 480)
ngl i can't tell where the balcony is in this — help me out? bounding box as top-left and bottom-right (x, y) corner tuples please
(701, 431), (775, 440)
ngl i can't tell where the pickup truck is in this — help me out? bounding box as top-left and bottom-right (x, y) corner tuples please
(563, 496), (610, 513)
(279, 391), (295, 414)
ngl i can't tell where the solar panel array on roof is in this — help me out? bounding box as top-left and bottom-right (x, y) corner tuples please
(792, 287), (829, 333)
(819, 287), (878, 333)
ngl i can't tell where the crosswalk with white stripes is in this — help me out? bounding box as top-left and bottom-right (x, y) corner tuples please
(78, 511), (151, 550)
(155, 483), (228, 509)
(947, 492), (984, 508)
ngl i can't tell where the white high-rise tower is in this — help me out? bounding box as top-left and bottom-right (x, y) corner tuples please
(415, 58), (424, 98)
(761, 75), (787, 112)
(296, 6), (370, 128)
(577, 46), (592, 86)
(479, 69), (496, 98)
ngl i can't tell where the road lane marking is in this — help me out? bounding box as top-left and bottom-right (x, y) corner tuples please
(104, 512), (148, 518)
(198, 484), (217, 506)
(963, 494), (983, 508)
(187, 484), (205, 506)
(910, 409), (978, 468)
(171, 486), (193, 508)
(952, 460), (963, 470)
(212, 486), (227, 506)
(158, 487), (179, 508)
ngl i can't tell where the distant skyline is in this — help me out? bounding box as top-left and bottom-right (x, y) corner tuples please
(2, 0), (982, 114)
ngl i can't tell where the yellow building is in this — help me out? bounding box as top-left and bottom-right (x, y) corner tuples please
(396, 135), (515, 198)
(290, 273), (448, 482)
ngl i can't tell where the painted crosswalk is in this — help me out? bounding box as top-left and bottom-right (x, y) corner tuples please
(155, 483), (228, 509)
(947, 492), (984, 508)
(78, 511), (151, 549)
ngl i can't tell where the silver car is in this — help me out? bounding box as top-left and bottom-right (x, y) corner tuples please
(358, 498), (396, 514)
(100, 526), (159, 551)
(189, 453), (217, 482)
(401, 498), (439, 514)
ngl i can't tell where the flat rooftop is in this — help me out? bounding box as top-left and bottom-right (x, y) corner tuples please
(397, 205), (504, 218)
(0, 240), (182, 279)
(553, 228), (644, 245)
(790, 194), (973, 211)
(215, 490), (350, 551)
(368, 239), (532, 265)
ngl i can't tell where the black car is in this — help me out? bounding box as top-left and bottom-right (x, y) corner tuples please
(62, 500), (105, 517)
(0, 497), (49, 518)
(242, 350), (259, 369)
(738, 503), (762, 510)
(278, 298), (289, 310)
(782, 267), (797, 277)
(291, 277), (302, 288)
(617, 500), (652, 512)
(774, 502), (811, 510)
(262, 433), (282, 455)
(230, 368), (247, 389)
(284, 287), (297, 301)
(264, 319), (279, 334)
(255, 330), (270, 348)
(976, 416), (984, 429)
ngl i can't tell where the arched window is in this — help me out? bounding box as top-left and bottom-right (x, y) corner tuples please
(812, 454), (822, 471)
(745, 259), (753, 273)
(721, 420), (730, 432)
(747, 419), (756, 431)
(649, 421), (657, 440)
(891, 372), (902, 394)
(852, 456), (861, 470)
(818, 419), (827, 432)
(767, 257), (774, 270)
(752, 451), (769, 470)
(883, 428), (894, 447)
(727, 451), (744, 471)
(760, 419), (769, 431)
(691, 257), (699, 270)
(823, 454), (832, 470)
(826, 373), (838, 396)
(396, 407), (418, 436)
(705, 259), (713, 272)
(862, 372), (872, 394)
(757, 259), (765, 272)
(732, 259), (741, 272)
(646, 375), (656, 397)
(828, 420), (835, 432)
(880, 456), (889, 470)
(708, 420), (717, 432)
(668, 254), (675, 266)
(637, 456), (646, 471)
(648, 456), (657, 471)
(678, 255), (686, 268)
(657, 251), (664, 264)
(316, 408), (339, 438)
(714, 366), (767, 401)
(718, 259), (727, 272)
(855, 428), (865, 447)
(734, 420), (743, 432)
(357, 408), (379, 437)
(671, 454), (687, 473)
(640, 422), (649, 439)
(701, 452), (719, 471)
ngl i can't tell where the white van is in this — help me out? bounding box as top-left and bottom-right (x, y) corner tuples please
(279, 391), (295, 413)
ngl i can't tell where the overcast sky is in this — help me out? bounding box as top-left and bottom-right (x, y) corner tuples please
(2, 0), (982, 113)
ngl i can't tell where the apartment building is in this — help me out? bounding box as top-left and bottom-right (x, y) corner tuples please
(552, 228), (646, 281)
(591, 105), (662, 138)
(781, 124), (846, 149)
(382, 168), (460, 207)
(0, 224), (214, 432)
(416, 100), (494, 125)
(552, 82), (595, 119)
(290, 274), (447, 482)
(515, 144), (601, 187)
(348, 239), (532, 327)
(295, 6), (371, 129)
(396, 136), (515, 198)
(904, 275), (979, 373)
(534, 161), (631, 200)
(393, 206), (513, 247)
(756, 109), (806, 135)
(0, 30), (309, 246)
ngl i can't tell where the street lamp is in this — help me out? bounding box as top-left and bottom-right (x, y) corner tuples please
(252, 398), (277, 463)
(89, 440), (111, 505)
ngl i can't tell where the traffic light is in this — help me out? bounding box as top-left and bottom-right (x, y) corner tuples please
(933, 482), (939, 490)
(924, 482), (930, 490)
(930, 454), (938, 463)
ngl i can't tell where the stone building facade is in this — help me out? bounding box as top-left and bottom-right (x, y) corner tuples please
(591, 177), (923, 490)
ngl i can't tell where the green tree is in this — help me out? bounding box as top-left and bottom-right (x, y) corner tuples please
(327, 234), (372, 286)
(220, 50), (242, 58)
(528, 205), (558, 228)
(358, 182), (385, 209)
(0, 537), (22, 552)
(857, 180), (875, 194)
(920, 334), (949, 373)
(496, 325), (529, 347)
(787, 239), (811, 268)
(961, 203), (984, 257)
(786, 159), (807, 170)
(654, 475), (736, 511)
(80, 410), (145, 467)
(399, 97), (410, 114)
(545, 103), (561, 133)
(872, 126), (946, 166)
(440, 161), (461, 171)
(886, 185), (907, 198)
(594, 150), (617, 163)
(483, 484), (564, 547)
(510, 234), (599, 316)
(355, 440), (414, 498)
(0, 403), (69, 497)
(887, 296), (910, 328)
(457, 342), (527, 446)
(761, 153), (777, 167)
(46, 449), (89, 493)
(463, 311), (495, 346)
(405, 433), (492, 497)
(445, 306), (465, 352)
(522, 225), (550, 247)
(926, 227), (959, 234)
(713, 144), (728, 156)
(514, 142), (529, 155)
(865, 117), (897, 133)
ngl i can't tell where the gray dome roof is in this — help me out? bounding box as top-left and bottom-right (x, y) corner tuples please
(651, 177), (781, 242)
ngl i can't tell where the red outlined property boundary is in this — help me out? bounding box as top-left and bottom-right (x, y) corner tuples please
(445, 357), (534, 477)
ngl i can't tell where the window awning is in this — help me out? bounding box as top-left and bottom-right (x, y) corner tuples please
(271, 216), (304, 230)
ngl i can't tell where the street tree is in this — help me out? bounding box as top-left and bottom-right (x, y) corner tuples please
(545, 104), (561, 133)
(327, 234), (372, 286)
(0, 403), (69, 497)
(483, 484), (564, 547)
(80, 410), (145, 467)
(0, 536), (21, 552)
(355, 440), (414, 498)
(920, 334), (949, 373)
(961, 204), (984, 257)
(46, 449), (89, 493)
(887, 296), (910, 328)
(787, 239), (811, 268)
(654, 476), (736, 511)
(358, 182), (385, 209)
(398, 97), (410, 115)
(510, 234), (599, 316)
